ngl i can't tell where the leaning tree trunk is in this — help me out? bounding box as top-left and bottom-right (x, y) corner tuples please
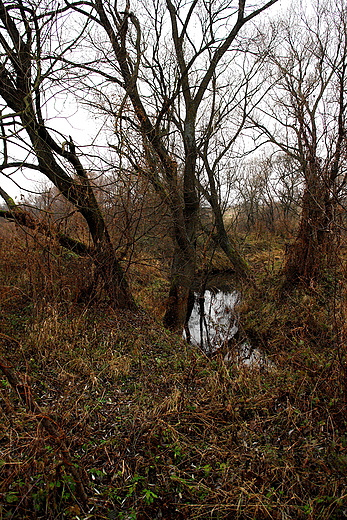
(210, 203), (252, 281)
(0, 20), (136, 312)
(23, 114), (135, 310)
(202, 158), (252, 281)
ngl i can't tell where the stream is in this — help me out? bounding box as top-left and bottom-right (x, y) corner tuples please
(184, 283), (269, 366)
(184, 290), (239, 353)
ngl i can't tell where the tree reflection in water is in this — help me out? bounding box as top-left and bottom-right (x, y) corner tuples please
(184, 290), (240, 356)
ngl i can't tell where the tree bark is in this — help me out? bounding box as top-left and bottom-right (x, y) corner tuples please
(163, 245), (196, 331)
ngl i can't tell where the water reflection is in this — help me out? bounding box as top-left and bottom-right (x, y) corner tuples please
(184, 290), (271, 367)
(183, 290), (240, 355)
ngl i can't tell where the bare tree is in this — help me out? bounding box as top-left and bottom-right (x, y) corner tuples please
(66, 0), (278, 329)
(235, 154), (301, 233)
(0, 0), (134, 308)
(252, 0), (347, 286)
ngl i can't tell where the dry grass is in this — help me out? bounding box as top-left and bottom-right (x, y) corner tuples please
(0, 229), (347, 519)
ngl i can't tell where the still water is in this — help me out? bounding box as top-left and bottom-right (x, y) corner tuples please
(184, 289), (270, 366)
(184, 290), (239, 353)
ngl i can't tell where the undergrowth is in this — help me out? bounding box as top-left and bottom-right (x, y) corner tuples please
(0, 228), (347, 519)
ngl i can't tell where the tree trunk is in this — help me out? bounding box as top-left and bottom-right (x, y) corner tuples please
(211, 208), (251, 280)
(92, 240), (135, 309)
(283, 171), (336, 287)
(163, 245), (196, 331)
(24, 115), (135, 309)
(163, 121), (199, 332)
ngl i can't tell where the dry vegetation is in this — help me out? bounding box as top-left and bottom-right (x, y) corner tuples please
(1, 222), (347, 520)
